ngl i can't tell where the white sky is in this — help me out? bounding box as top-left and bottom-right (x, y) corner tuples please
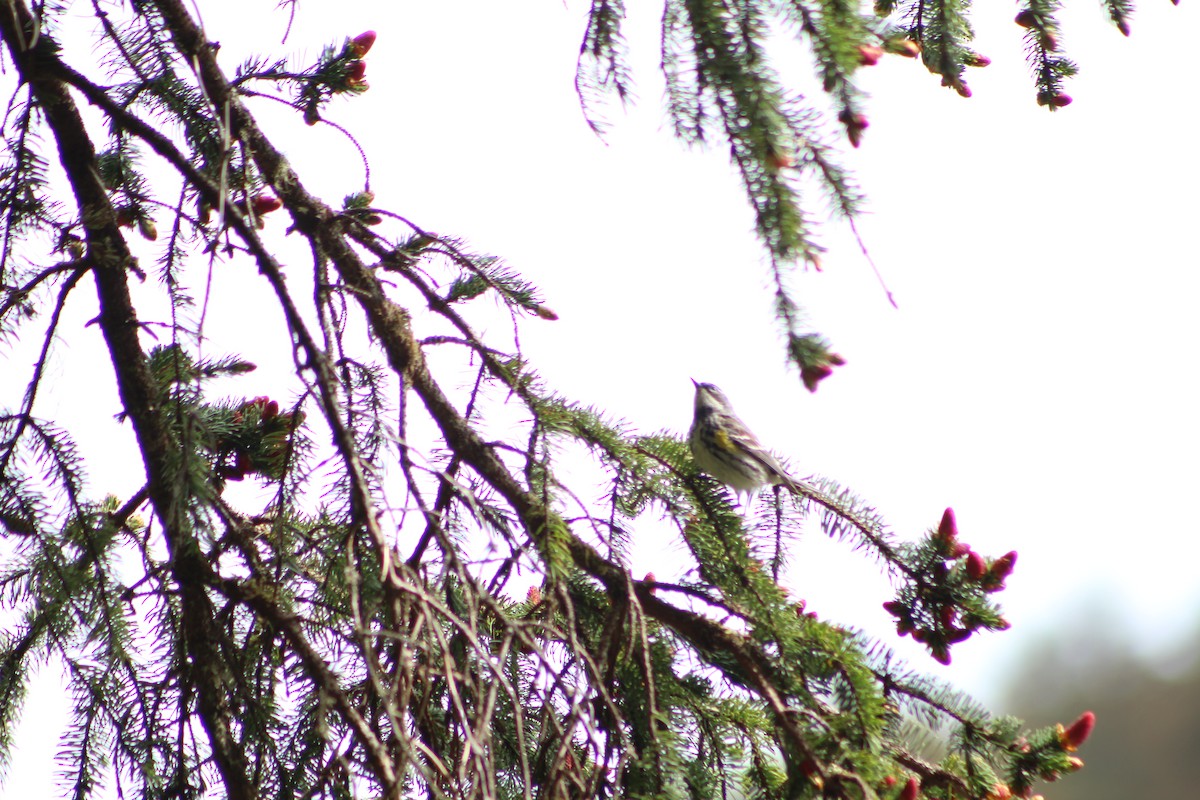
(4, 0), (1200, 796)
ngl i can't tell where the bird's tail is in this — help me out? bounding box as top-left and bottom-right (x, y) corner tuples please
(781, 474), (823, 500)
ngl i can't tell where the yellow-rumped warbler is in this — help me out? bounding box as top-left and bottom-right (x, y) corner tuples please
(689, 379), (803, 502)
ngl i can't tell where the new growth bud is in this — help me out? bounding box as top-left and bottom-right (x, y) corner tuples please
(939, 605), (956, 628)
(1037, 92), (1073, 108)
(349, 30), (377, 57)
(837, 109), (869, 148)
(989, 551), (1018, 581)
(884, 38), (921, 58)
(1058, 711), (1095, 751)
(936, 508), (958, 543)
(857, 44), (884, 66)
(137, 217), (158, 241)
(765, 140), (796, 170)
(801, 363), (833, 391)
(643, 572), (657, 594)
(800, 757), (823, 789)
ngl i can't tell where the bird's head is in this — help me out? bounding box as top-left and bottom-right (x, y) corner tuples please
(691, 379), (732, 414)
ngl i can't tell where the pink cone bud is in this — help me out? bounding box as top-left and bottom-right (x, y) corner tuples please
(939, 606), (956, 628)
(349, 31), (376, 57)
(837, 111), (869, 149)
(946, 627), (971, 644)
(990, 551), (1017, 581)
(899, 776), (920, 800)
(858, 44), (884, 66)
(766, 142), (796, 170)
(884, 38), (920, 57)
(1059, 711), (1095, 751)
(936, 508), (958, 543)
(801, 363), (834, 392)
(966, 551), (987, 580)
(250, 195), (282, 215)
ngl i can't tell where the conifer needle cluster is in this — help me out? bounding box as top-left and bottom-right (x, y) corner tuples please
(0, 1), (1127, 798)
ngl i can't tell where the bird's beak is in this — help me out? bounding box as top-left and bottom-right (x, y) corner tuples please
(690, 378), (699, 388)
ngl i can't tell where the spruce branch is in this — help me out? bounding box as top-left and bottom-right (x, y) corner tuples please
(0, 3), (1105, 798)
(577, 0), (634, 136)
(0, 4), (259, 797)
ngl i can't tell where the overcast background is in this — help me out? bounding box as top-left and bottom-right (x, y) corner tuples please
(3, 1), (1199, 796)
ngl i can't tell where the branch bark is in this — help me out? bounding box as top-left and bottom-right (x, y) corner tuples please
(142, 0), (836, 773)
(0, 5), (253, 799)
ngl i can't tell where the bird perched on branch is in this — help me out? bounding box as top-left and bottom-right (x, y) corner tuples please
(688, 379), (810, 504)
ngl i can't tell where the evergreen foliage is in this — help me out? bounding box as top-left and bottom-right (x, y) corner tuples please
(0, 1), (1124, 799)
